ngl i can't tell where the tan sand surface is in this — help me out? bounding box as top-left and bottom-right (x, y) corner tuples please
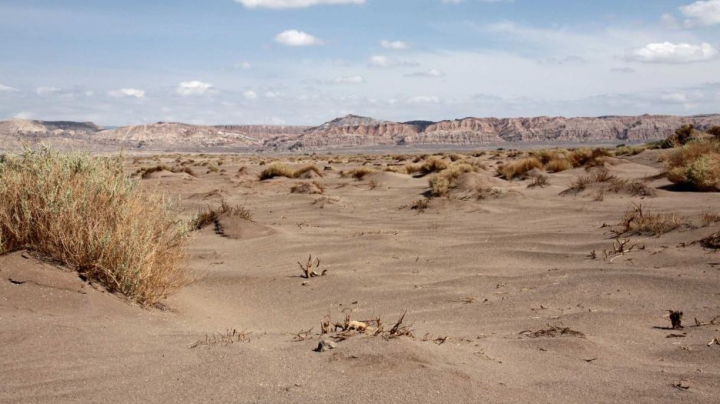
(2, 150), (719, 403)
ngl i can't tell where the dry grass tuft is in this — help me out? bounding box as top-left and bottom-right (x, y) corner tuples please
(192, 200), (252, 230)
(293, 165), (323, 179)
(612, 203), (689, 237)
(545, 157), (573, 173)
(519, 325), (585, 338)
(341, 167), (377, 181)
(420, 157), (450, 175)
(700, 231), (720, 249)
(561, 168), (655, 197)
(665, 140), (720, 191)
(429, 163), (477, 197)
(527, 175), (550, 188)
(497, 157), (542, 180)
(259, 163), (294, 180)
(0, 147), (192, 306)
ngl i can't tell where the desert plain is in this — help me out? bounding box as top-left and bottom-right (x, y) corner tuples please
(1, 147), (719, 404)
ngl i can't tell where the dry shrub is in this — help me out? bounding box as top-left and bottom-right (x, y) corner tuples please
(341, 167), (376, 181)
(527, 175), (550, 188)
(497, 157), (542, 180)
(614, 203), (689, 237)
(0, 147), (192, 306)
(545, 157), (573, 173)
(569, 148), (611, 168)
(429, 163), (477, 197)
(561, 168), (655, 197)
(290, 182), (324, 195)
(259, 163), (295, 180)
(192, 200), (252, 230)
(665, 141), (720, 191)
(701, 212), (720, 227)
(293, 165), (323, 179)
(615, 145), (647, 157)
(404, 163), (423, 175)
(420, 157), (450, 175)
(700, 231), (720, 249)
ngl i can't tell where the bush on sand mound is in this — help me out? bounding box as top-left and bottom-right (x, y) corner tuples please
(0, 146), (192, 306)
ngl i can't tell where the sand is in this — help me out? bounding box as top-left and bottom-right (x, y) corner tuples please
(2, 150), (720, 403)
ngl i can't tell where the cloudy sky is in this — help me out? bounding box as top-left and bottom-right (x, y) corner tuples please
(0, 0), (719, 126)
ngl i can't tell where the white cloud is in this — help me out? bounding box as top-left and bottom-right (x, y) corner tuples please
(625, 42), (718, 64)
(680, 0), (720, 27)
(243, 90), (258, 100)
(235, 62), (252, 70)
(236, 0), (364, 9)
(368, 55), (419, 68)
(404, 69), (446, 78)
(0, 83), (18, 92)
(108, 88), (145, 98)
(275, 30), (323, 46)
(381, 40), (409, 50)
(407, 95), (442, 104)
(332, 75), (366, 84)
(176, 81), (212, 96)
(610, 67), (636, 74)
(36, 86), (61, 96)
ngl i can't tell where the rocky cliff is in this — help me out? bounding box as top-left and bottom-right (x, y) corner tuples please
(2, 114), (719, 151)
(287, 114), (720, 148)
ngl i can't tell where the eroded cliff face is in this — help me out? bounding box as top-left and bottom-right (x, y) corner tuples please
(287, 114), (720, 148)
(96, 123), (310, 148)
(3, 114), (719, 151)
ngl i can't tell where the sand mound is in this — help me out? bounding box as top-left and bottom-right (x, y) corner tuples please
(214, 216), (275, 240)
(0, 251), (135, 315)
(448, 173), (515, 201)
(291, 182), (324, 194)
(366, 171), (425, 188)
(144, 170), (195, 180)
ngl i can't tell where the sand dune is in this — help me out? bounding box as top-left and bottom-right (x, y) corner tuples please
(2, 150), (720, 403)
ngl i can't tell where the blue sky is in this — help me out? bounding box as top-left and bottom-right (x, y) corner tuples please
(0, 0), (719, 126)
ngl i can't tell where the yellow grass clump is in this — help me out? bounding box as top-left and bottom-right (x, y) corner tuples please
(497, 157), (542, 180)
(258, 164), (323, 181)
(0, 147), (192, 306)
(429, 163), (477, 197)
(665, 140), (720, 191)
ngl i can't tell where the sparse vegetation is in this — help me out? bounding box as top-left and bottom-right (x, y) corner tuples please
(192, 200), (252, 230)
(0, 147), (192, 306)
(290, 182), (325, 194)
(665, 140), (720, 191)
(497, 157), (542, 180)
(429, 163), (478, 197)
(528, 175), (550, 188)
(612, 203), (689, 237)
(259, 163), (323, 181)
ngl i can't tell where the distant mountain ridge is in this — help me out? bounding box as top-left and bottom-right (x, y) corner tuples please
(2, 114), (719, 151)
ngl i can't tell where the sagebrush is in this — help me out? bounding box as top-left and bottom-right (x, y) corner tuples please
(0, 147), (192, 306)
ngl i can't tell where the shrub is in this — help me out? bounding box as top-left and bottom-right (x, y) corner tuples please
(662, 124), (698, 149)
(614, 203), (689, 236)
(420, 157), (450, 175)
(259, 163), (295, 180)
(497, 157), (542, 180)
(0, 147), (192, 306)
(665, 141), (720, 191)
(293, 165), (323, 179)
(341, 167), (376, 181)
(545, 157), (573, 173)
(192, 200), (252, 230)
(429, 163), (477, 197)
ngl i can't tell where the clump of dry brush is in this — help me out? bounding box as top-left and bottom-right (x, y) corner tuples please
(0, 146), (193, 306)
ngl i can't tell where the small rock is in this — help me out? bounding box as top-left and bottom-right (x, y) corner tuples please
(314, 340), (336, 352)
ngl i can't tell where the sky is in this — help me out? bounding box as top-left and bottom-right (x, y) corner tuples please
(0, 0), (719, 126)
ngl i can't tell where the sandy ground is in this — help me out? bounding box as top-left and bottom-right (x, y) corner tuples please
(2, 149), (720, 403)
